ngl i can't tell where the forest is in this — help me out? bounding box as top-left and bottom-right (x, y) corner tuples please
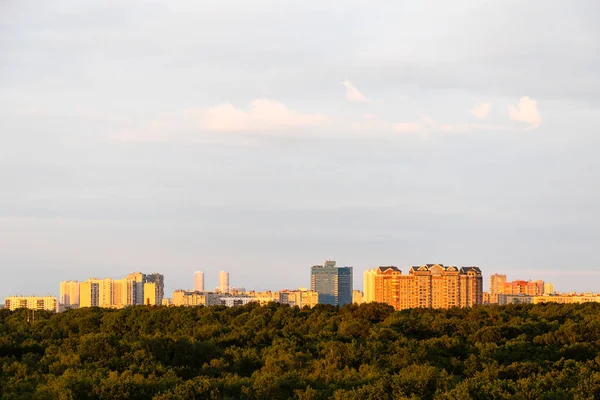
(2, 302), (600, 399)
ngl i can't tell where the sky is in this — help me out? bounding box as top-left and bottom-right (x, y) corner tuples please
(1, 0), (600, 298)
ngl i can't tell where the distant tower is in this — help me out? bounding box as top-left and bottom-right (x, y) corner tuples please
(489, 273), (507, 304)
(363, 269), (377, 303)
(145, 273), (164, 305)
(59, 280), (80, 307)
(127, 272), (146, 305)
(194, 271), (204, 292)
(311, 260), (353, 306)
(219, 271), (229, 293)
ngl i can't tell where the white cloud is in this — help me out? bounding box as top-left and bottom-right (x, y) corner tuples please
(343, 80), (369, 103)
(190, 99), (328, 132)
(508, 96), (541, 129)
(470, 102), (491, 119)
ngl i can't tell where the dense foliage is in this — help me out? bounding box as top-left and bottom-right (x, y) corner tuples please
(2, 302), (600, 399)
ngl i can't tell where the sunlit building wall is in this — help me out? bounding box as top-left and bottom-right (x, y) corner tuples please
(4, 296), (57, 311)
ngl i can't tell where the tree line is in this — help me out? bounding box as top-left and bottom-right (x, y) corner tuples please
(1, 302), (600, 399)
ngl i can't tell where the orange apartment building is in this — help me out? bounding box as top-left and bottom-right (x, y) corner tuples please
(372, 264), (483, 310)
(488, 274), (545, 304)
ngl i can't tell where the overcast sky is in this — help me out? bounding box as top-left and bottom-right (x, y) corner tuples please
(2, 0), (600, 298)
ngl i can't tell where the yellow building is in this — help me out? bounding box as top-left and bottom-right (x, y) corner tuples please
(59, 281), (80, 307)
(352, 290), (364, 305)
(363, 268), (377, 303)
(499, 293), (600, 305)
(172, 290), (221, 306)
(544, 282), (555, 295)
(4, 296), (57, 311)
(144, 282), (157, 305)
(79, 281), (99, 308)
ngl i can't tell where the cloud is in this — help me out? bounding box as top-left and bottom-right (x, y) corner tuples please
(393, 114), (510, 135)
(508, 96), (541, 129)
(392, 122), (427, 133)
(343, 80), (369, 103)
(470, 102), (491, 119)
(192, 99), (328, 132)
(393, 114), (435, 134)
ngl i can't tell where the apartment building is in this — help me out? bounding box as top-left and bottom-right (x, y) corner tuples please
(4, 296), (57, 311)
(369, 264), (483, 310)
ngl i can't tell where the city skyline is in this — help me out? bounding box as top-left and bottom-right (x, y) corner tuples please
(16, 260), (600, 312)
(1, 262), (571, 301)
(4, 262), (574, 308)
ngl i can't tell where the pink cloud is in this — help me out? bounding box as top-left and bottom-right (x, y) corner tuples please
(508, 96), (541, 129)
(343, 80), (369, 103)
(197, 99), (328, 132)
(470, 102), (491, 119)
(393, 122), (427, 133)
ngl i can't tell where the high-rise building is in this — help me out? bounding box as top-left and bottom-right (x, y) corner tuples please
(489, 273), (507, 303)
(4, 296), (57, 311)
(459, 267), (484, 307)
(72, 272), (163, 309)
(371, 264), (483, 310)
(219, 271), (230, 293)
(363, 268), (377, 303)
(79, 281), (99, 308)
(59, 280), (80, 307)
(144, 282), (157, 305)
(145, 273), (164, 305)
(310, 260), (353, 306)
(544, 282), (555, 295)
(86, 278), (113, 308)
(194, 271), (204, 292)
(127, 272), (146, 305)
(112, 278), (130, 308)
(373, 266), (405, 310)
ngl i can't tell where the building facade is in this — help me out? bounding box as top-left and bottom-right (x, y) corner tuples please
(488, 274), (545, 304)
(489, 273), (507, 304)
(79, 281), (99, 307)
(144, 282), (157, 305)
(145, 273), (164, 305)
(363, 268), (377, 303)
(59, 281), (80, 308)
(127, 272), (146, 305)
(368, 264), (483, 310)
(310, 260), (353, 306)
(194, 271), (204, 292)
(219, 271), (230, 293)
(172, 290), (221, 306)
(4, 296), (57, 311)
(499, 293), (600, 305)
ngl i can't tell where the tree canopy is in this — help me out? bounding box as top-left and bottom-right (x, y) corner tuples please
(2, 302), (600, 399)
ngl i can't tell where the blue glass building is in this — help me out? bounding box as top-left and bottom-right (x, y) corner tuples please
(311, 261), (353, 306)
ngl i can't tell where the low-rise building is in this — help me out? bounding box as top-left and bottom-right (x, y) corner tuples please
(4, 296), (57, 311)
(498, 293), (600, 305)
(172, 290), (221, 306)
(219, 296), (256, 307)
